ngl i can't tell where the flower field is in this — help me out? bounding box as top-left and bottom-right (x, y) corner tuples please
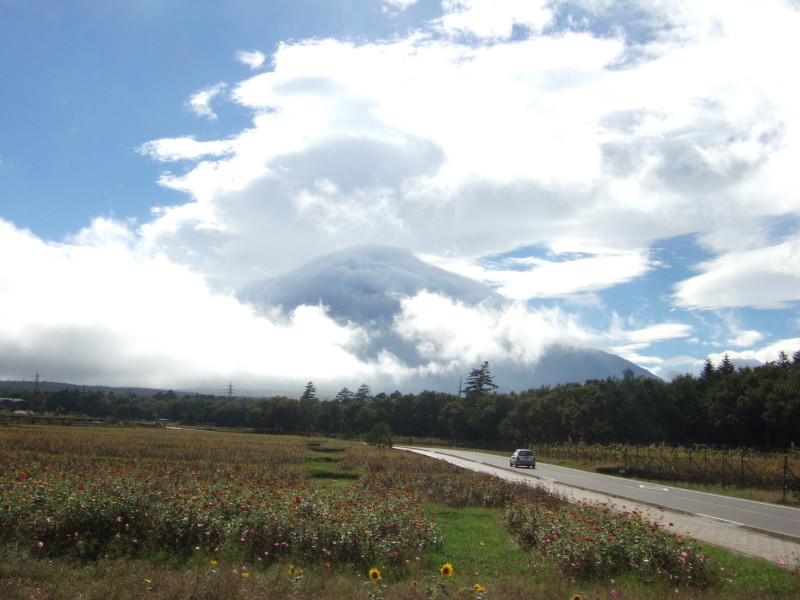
(503, 496), (712, 585)
(2, 425), (797, 600)
(0, 427), (440, 566)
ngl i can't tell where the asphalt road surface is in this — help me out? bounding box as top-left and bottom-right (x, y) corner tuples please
(401, 447), (800, 544)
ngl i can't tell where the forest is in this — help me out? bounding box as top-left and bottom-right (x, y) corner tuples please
(4, 351), (800, 449)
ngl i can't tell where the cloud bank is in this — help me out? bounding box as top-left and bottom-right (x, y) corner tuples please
(3, 0), (800, 391)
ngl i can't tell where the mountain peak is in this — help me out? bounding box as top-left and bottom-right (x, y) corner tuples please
(240, 245), (658, 392)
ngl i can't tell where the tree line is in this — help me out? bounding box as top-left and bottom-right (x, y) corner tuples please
(5, 353), (800, 448)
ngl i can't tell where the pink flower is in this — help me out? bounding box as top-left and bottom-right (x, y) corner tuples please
(37, 542), (44, 548)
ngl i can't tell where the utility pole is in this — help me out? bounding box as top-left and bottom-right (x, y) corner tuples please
(33, 371), (40, 398)
(228, 381), (234, 398)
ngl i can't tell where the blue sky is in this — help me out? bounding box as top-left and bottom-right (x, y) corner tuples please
(2, 0), (799, 394)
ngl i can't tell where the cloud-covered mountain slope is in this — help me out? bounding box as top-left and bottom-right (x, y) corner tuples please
(240, 245), (658, 393)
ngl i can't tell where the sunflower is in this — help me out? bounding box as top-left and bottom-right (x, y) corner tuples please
(369, 567), (382, 582)
(473, 583), (486, 592)
(572, 595), (583, 600)
(440, 563), (454, 577)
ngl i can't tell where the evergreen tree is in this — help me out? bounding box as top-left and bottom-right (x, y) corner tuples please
(355, 383), (373, 402)
(301, 381), (318, 402)
(462, 361), (498, 397)
(335, 387), (354, 402)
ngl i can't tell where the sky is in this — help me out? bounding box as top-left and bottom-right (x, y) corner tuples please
(2, 0), (800, 396)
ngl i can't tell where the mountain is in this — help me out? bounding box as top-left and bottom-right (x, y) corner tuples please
(240, 245), (659, 393)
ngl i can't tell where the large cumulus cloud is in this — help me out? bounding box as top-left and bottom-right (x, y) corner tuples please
(4, 0), (800, 390)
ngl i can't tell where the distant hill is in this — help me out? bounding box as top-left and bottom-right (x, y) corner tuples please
(0, 380), (173, 396)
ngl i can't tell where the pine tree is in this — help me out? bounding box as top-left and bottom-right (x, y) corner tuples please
(462, 361), (498, 397)
(301, 381), (317, 402)
(355, 383), (373, 402)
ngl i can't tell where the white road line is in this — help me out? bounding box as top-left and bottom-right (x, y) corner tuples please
(697, 513), (745, 527)
(639, 484), (669, 491)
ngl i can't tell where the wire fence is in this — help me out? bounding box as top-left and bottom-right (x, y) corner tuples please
(535, 442), (800, 502)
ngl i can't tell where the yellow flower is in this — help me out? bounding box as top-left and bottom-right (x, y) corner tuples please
(288, 564), (295, 575)
(209, 560), (217, 565)
(440, 563), (454, 577)
(242, 572), (250, 578)
(144, 579), (152, 584)
(572, 595), (583, 600)
(473, 583), (486, 592)
(369, 567), (382, 582)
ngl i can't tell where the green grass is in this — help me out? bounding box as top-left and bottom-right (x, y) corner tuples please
(424, 504), (530, 578)
(301, 452), (360, 479)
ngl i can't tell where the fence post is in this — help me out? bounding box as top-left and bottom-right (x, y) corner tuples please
(740, 449), (745, 489)
(784, 454), (788, 504)
(675, 446), (679, 485)
(722, 449), (726, 490)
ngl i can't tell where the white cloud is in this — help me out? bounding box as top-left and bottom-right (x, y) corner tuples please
(0, 218), (415, 392)
(705, 337), (800, 371)
(187, 83), (227, 120)
(381, 0), (419, 10)
(621, 322), (693, 345)
(6, 0), (800, 390)
(236, 50), (266, 70)
(426, 251), (654, 299)
(133, 0), (800, 304)
(435, 0), (553, 39)
(725, 329), (765, 348)
(393, 291), (594, 366)
(138, 136), (236, 162)
(673, 236), (800, 309)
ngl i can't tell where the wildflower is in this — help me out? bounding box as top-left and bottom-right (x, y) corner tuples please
(369, 567), (382, 582)
(473, 583), (486, 592)
(210, 560), (217, 565)
(242, 572), (250, 578)
(37, 542), (43, 548)
(440, 563), (454, 577)
(144, 579), (152, 584)
(288, 564), (295, 575)
(572, 595), (583, 600)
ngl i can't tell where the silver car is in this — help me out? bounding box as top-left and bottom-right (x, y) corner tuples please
(509, 448), (536, 468)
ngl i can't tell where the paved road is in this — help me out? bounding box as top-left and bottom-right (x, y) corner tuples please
(399, 446), (800, 567)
